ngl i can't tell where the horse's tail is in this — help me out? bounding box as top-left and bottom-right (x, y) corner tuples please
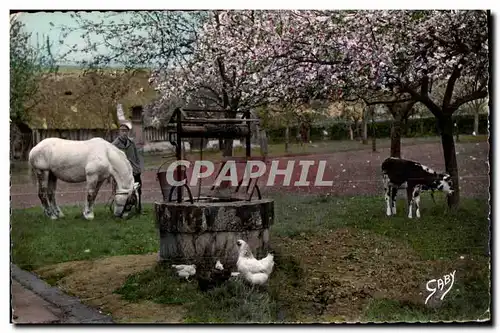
(27, 155), (38, 186)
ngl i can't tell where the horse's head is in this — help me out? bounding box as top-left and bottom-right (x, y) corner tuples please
(113, 182), (140, 217)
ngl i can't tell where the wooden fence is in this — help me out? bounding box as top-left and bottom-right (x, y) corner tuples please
(143, 126), (170, 142)
(30, 127), (171, 147)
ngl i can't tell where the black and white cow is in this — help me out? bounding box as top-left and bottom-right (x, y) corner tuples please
(381, 157), (454, 218)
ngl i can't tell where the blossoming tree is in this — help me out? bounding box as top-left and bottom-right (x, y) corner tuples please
(344, 10), (489, 208)
(149, 10), (338, 156)
(249, 10), (488, 208)
(149, 10), (488, 207)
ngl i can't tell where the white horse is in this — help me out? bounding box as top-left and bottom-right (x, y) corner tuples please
(28, 137), (139, 220)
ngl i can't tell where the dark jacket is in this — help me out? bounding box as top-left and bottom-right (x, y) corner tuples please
(112, 136), (143, 175)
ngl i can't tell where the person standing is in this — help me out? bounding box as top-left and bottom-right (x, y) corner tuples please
(112, 123), (143, 213)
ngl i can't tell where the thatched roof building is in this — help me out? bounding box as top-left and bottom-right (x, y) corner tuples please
(26, 69), (158, 130)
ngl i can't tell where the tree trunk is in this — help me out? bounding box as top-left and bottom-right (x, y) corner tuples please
(260, 129), (269, 158)
(371, 135), (376, 152)
(390, 115), (402, 158)
(473, 111), (479, 135)
(222, 111), (237, 157)
(285, 126), (290, 153)
(362, 107), (368, 144)
(370, 105), (376, 152)
(218, 139), (224, 152)
(223, 139), (233, 157)
(354, 120), (360, 140)
(437, 114), (460, 209)
(349, 124), (354, 140)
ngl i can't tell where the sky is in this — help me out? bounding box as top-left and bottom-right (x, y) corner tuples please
(16, 11), (133, 66)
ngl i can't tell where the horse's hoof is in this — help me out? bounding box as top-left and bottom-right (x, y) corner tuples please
(83, 212), (94, 220)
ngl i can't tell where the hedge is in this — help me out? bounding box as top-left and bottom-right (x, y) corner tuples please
(265, 113), (489, 143)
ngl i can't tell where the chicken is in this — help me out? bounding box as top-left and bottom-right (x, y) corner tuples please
(196, 260), (232, 292)
(242, 271), (269, 285)
(236, 239), (274, 286)
(172, 264), (196, 281)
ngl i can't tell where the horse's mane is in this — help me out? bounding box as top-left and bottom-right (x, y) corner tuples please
(105, 142), (134, 191)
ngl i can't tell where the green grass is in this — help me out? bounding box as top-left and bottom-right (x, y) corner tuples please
(114, 264), (280, 323)
(10, 193), (490, 323)
(270, 193), (490, 323)
(10, 204), (159, 271)
(362, 270), (491, 323)
(457, 134), (489, 143)
(114, 263), (201, 305)
(272, 193), (490, 260)
(362, 254), (491, 323)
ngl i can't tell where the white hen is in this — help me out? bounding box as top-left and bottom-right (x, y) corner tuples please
(172, 264), (196, 280)
(236, 239), (274, 285)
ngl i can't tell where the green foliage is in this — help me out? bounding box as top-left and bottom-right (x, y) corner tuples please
(10, 16), (58, 124)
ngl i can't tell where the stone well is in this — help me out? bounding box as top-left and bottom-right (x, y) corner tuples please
(155, 197), (274, 268)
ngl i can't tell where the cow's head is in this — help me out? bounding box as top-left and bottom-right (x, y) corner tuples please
(434, 173), (454, 195)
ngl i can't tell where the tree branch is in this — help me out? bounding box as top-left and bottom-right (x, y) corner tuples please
(449, 89), (488, 111)
(402, 82), (441, 118)
(366, 98), (413, 106)
(442, 64), (462, 110)
(420, 76), (430, 98)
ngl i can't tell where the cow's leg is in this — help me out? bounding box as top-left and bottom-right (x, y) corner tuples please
(383, 174), (392, 216)
(47, 171), (64, 218)
(406, 186), (415, 219)
(36, 170), (56, 219)
(83, 175), (104, 221)
(430, 190), (436, 204)
(413, 186), (422, 218)
(391, 186), (398, 215)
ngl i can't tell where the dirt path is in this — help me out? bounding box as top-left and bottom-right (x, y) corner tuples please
(10, 142), (489, 209)
(33, 254), (186, 324)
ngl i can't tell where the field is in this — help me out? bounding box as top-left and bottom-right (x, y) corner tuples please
(10, 136), (490, 323)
